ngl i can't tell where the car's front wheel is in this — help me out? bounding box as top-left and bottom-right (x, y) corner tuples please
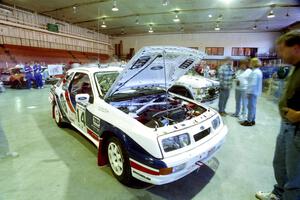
(107, 137), (133, 185)
(53, 104), (64, 127)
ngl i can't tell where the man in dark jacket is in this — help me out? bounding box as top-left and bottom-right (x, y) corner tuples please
(256, 30), (300, 200)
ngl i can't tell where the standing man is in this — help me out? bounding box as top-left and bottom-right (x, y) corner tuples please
(24, 63), (33, 89)
(256, 30), (300, 200)
(218, 57), (234, 116)
(240, 58), (263, 126)
(33, 62), (43, 89)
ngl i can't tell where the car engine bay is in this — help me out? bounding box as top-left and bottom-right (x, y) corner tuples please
(109, 93), (206, 128)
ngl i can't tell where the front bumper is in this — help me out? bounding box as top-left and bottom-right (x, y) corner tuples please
(130, 125), (228, 185)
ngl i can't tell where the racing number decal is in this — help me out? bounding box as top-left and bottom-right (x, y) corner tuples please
(76, 104), (86, 130)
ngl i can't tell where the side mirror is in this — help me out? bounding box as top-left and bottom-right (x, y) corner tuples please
(75, 94), (90, 105)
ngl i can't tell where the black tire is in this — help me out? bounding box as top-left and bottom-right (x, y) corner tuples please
(107, 137), (133, 185)
(53, 104), (64, 127)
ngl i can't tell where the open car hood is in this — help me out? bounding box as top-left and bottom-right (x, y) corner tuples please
(105, 46), (204, 98)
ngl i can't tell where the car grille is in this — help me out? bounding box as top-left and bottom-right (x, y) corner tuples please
(193, 128), (211, 142)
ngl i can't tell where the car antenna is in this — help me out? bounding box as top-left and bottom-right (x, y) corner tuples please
(163, 49), (168, 102)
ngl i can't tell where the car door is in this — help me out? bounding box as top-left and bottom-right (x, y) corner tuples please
(67, 72), (94, 132)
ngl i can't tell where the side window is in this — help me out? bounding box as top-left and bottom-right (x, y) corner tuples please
(69, 73), (94, 106)
(62, 72), (74, 90)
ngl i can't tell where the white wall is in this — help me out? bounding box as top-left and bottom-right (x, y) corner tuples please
(112, 32), (280, 59)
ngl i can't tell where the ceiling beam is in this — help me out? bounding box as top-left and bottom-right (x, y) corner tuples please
(40, 0), (111, 14)
(72, 3), (300, 25)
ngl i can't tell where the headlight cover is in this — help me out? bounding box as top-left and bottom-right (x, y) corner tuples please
(162, 133), (191, 152)
(212, 116), (221, 129)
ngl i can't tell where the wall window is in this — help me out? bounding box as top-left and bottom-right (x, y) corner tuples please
(205, 47), (224, 56)
(232, 47), (258, 56)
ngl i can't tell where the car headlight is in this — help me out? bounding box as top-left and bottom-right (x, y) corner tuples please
(162, 133), (191, 152)
(212, 116), (221, 129)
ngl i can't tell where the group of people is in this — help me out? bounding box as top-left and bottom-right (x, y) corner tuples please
(217, 56), (263, 126)
(24, 62), (44, 89)
(218, 30), (300, 200)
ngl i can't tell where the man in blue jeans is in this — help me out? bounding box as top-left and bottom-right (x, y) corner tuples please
(255, 30), (300, 200)
(218, 57), (234, 116)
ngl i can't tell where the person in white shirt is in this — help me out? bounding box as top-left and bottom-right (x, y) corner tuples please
(240, 58), (263, 126)
(232, 59), (252, 120)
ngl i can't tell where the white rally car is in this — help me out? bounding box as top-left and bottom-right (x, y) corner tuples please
(49, 46), (228, 185)
(171, 75), (220, 104)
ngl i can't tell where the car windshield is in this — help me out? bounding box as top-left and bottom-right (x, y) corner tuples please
(95, 71), (119, 96)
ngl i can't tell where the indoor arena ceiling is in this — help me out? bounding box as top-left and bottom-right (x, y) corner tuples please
(1, 0), (300, 36)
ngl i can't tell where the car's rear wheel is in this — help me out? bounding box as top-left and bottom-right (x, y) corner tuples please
(54, 104), (64, 127)
(107, 137), (133, 185)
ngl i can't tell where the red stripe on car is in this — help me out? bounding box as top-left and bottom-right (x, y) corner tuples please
(130, 160), (159, 176)
(87, 128), (100, 141)
(64, 91), (75, 113)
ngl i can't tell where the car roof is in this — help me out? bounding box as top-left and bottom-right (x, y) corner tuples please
(68, 66), (123, 74)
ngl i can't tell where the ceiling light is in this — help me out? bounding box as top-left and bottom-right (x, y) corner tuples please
(214, 24), (220, 31)
(73, 6), (77, 13)
(217, 14), (223, 21)
(135, 15), (139, 24)
(173, 14), (180, 22)
(173, 11), (180, 22)
(162, 0), (169, 6)
(148, 25), (153, 33)
(208, 14), (212, 18)
(112, 0), (119, 12)
(101, 18), (107, 28)
(121, 28), (125, 34)
(267, 10), (275, 18)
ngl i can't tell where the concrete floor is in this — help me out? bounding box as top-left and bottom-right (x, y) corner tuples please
(0, 86), (281, 200)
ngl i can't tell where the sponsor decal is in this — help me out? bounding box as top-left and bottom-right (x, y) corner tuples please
(93, 116), (100, 127)
(78, 97), (87, 101)
(130, 159), (159, 176)
(150, 66), (163, 70)
(87, 128), (100, 141)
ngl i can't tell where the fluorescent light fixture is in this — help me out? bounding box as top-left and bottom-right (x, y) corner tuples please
(208, 14), (212, 18)
(101, 19), (107, 28)
(112, 0), (119, 11)
(162, 0), (169, 6)
(267, 10), (275, 18)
